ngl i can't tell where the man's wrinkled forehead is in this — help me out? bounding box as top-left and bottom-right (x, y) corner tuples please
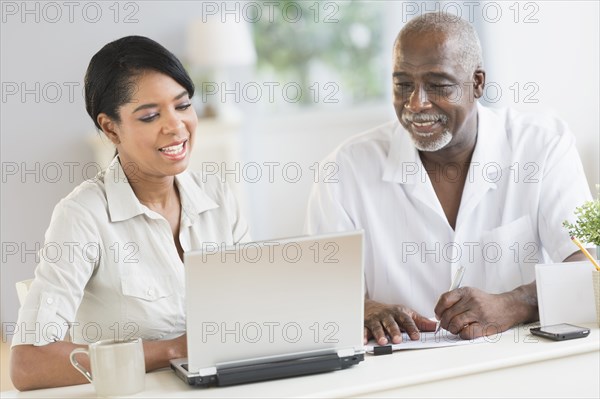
(393, 32), (465, 74)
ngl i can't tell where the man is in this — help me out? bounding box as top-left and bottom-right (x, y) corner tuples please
(305, 12), (592, 345)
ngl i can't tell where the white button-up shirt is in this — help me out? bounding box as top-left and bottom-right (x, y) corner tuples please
(306, 104), (592, 318)
(13, 157), (249, 346)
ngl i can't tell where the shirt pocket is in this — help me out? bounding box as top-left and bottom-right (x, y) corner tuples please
(122, 274), (174, 301)
(481, 215), (539, 293)
(120, 274), (177, 339)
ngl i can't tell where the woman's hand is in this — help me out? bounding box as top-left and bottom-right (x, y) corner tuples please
(10, 334), (188, 391)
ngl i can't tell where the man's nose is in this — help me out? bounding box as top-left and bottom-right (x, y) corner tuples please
(405, 85), (432, 113)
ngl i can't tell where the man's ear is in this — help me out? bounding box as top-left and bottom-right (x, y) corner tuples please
(97, 113), (120, 145)
(473, 69), (486, 99)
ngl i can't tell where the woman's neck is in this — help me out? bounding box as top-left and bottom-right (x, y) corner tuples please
(119, 159), (178, 210)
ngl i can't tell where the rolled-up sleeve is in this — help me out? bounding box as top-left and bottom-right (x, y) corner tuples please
(12, 199), (98, 347)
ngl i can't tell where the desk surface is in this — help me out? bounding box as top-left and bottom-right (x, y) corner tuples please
(4, 324), (599, 398)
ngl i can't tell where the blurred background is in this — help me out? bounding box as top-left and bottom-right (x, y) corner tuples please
(1, 0), (599, 389)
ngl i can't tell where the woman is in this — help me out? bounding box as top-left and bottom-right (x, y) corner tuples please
(10, 36), (249, 390)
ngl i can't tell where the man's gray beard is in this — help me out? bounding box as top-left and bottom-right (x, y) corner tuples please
(411, 129), (452, 152)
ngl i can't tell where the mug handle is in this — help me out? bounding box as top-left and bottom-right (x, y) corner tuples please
(69, 348), (93, 383)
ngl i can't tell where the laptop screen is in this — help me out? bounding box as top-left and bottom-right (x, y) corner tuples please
(184, 231), (364, 374)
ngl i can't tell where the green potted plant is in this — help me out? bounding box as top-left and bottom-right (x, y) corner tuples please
(564, 185), (600, 327)
(563, 185), (600, 259)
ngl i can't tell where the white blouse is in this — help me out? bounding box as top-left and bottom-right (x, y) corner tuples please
(12, 157), (249, 346)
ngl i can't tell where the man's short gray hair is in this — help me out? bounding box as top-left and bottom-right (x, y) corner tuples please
(397, 12), (484, 74)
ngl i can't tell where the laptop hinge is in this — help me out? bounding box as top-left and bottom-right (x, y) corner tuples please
(217, 353), (342, 386)
(337, 348), (355, 358)
(199, 367), (217, 377)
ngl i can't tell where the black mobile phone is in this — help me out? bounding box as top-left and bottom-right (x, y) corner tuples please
(530, 323), (590, 341)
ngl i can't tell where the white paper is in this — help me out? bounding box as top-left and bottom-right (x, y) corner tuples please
(364, 330), (487, 352)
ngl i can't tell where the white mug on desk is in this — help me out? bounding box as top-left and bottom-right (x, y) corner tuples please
(69, 338), (145, 396)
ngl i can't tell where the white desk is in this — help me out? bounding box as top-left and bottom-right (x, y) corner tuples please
(4, 324), (599, 398)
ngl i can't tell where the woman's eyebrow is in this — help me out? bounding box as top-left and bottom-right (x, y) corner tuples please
(173, 90), (188, 100)
(132, 91), (189, 113)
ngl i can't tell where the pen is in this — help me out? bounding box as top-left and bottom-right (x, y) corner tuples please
(570, 236), (600, 271)
(435, 265), (466, 334)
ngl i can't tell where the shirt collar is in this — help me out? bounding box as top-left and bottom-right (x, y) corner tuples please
(105, 157), (146, 222)
(382, 121), (421, 184)
(382, 103), (512, 184)
(175, 171), (219, 226)
(471, 103), (512, 182)
(105, 157), (219, 223)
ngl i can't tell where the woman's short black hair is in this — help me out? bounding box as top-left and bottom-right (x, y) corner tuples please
(84, 35), (195, 130)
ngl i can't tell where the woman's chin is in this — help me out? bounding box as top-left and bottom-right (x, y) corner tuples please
(169, 159), (190, 176)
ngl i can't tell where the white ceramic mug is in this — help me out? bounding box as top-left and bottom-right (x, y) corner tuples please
(70, 338), (145, 397)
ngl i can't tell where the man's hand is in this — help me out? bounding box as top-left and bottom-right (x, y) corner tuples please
(364, 298), (437, 345)
(434, 284), (537, 339)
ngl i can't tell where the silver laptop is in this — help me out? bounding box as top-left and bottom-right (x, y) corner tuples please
(170, 231), (365, 387)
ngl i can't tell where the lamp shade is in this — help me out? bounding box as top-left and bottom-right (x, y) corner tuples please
(186, 17), (257, 68)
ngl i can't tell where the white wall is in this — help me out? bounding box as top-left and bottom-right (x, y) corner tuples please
(476, 0), (599, 191)
(1, 1), (598, 331)
(0, 0), (224, 329)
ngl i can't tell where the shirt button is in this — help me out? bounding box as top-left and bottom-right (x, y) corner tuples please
(46, 298), (54, 305)
(147, 289), (155, 297)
